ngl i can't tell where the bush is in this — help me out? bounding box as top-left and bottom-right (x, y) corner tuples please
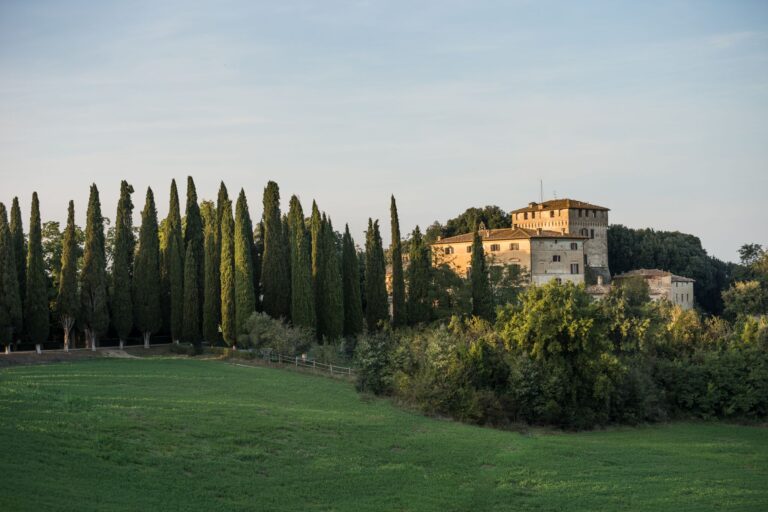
(242, 312), (314, 355)
(354, 331), (395, 395)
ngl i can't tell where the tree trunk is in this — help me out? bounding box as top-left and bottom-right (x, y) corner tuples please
(62, 316), (74, 352)
(174, 338), (179, 345)
(4, 344), (10, 354)
(143, 332), (151, 349)
(35, 343), (42, 354)
(119, 340), (124, 350)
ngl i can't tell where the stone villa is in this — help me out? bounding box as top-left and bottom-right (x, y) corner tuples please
(431, 227), (587, 285)
(613, 269), (695, 310)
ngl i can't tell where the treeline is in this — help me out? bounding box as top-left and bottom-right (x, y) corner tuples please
(0, 179), (385, 350)
(356, 276), (768, 429)
(0, 180), (519, 352)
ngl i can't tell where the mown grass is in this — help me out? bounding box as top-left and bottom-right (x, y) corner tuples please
(1, 358), (766, 511)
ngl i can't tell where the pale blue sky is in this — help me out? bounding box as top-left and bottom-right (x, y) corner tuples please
(1, 0), (766, 261)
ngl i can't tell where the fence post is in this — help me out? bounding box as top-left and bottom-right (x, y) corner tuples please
(330, 364), (333, 375)
(295, 356), (298, 367)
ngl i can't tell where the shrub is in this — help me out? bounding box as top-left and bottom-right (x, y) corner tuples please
(242, 312), (314, 355)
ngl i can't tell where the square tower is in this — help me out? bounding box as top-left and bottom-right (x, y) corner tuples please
(510, 199), (610, 283)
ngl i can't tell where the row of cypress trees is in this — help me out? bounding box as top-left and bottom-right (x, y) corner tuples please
(2, 178), (466, 350)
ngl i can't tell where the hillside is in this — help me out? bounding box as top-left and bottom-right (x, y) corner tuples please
(1, 358), (766, 511)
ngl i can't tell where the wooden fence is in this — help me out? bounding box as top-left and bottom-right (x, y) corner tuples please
(258, 350), (355, 376)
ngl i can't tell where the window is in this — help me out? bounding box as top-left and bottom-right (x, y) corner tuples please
(570, 242), (578, 250)
(509, 243), (519, 250)
(524, 212), (528, 220)
(549, 210), (554, 218)
(578, 209), (583, 217)
(466, 245), (472, 253)
(552, 255), (561, 262)
(570, 263), (579, 274)
(554, 277), (563, 284)
(490, 244), (500, 252)
(580, 228), (589, 236)
(590, 229), (595, 239)
(444, 246), (454, 255)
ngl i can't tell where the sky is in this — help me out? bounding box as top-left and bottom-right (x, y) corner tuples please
(1, 0), (766, 262)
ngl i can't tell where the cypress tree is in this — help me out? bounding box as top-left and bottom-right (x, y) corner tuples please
(0, 204), (23, 351)
(202, 202), (220, 343)
(261, 181), (290, 319)
(133, 188), (161, 348)
(342, 224), (363, 337)
(111, 180), (135, 345)
(183, 176), (204, 336)
(406, 226), (432, 324)
(57, 201), (78, 350)
(282, 213), (292, 322)
(182, 242), (200, 345)
(9, 197), (25, 308)
(470, 226), (495, 320)
(80, 184), (109, 348)
(163, 179), (184, 343)
(25, 192), (49, 347)
(251, 221), (262, 312)
(390, 195), (406, 327)
(365, 219), (389, 331)
(310, 201), (323, 334)
(219, 199), (236, 346)
(288, 196), (315, 329)
(320, 217), (344, 341)
(234, 190), (256, 335)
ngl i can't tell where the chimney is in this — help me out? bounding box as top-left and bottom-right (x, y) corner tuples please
(597, 275), (604, 286)
(436, 236), (442, 241)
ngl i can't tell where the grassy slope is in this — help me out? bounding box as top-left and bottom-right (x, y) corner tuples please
(0, 358), (766, 512)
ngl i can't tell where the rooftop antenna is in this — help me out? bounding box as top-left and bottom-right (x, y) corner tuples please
(539, 179), (543, 203)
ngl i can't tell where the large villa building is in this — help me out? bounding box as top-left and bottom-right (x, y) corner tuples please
(423, 197), (697, 306)
(431, 227), (588, 285)
(431, 198), (610, 287)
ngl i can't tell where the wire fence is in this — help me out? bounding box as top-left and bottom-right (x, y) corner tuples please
(257, 350), (355, 376)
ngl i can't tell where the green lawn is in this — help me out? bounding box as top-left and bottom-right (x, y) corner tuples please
(1, 358), (766, 511)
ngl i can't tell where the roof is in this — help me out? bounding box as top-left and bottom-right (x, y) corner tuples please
(510, 198), (610, 214)
(614, 269), (695, 283)
(432, 227), (587, 245)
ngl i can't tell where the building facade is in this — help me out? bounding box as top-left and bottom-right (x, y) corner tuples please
(510, 199), (610, 283)
(431, 227), (587, 285)
(612, 269), (695, 310)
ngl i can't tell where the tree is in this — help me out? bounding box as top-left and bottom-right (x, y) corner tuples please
(183, 176), (204, 337)
(235, 189), (256, 335)
(57, 201), (78, 350)
(426, 205), (511, 243)
(261, 181), (290, 319)
(288, 196), (315, 329)
(723, 281), (767, 319)
(0, 203), (23, 351)
(365, 219), (388, 330)
(319, 216), (344, 341)
(470, 227), (494, 320)
(406, 226), (432, 324)
(311, 201), (323, 331)
(25, 192), (49, 348)
(133, 188), (161, 348)
(342, 224), (364, 337)
(182, 242), (201, 346)
(111, 180), (135, 345)
(220, 199), (236, 346)
(162, 180), (184, 343)
(9, 197), (25, 308)
(390, 195), (406, 327)
(80, 185), (109, 348)
(202, 202), (221, 344)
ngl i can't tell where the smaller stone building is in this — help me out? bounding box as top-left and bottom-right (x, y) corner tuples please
(431, 227), (587, 285)
(613, 269), (695, 310)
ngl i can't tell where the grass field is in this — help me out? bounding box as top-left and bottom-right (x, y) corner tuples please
(1, 357), (766, 511)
